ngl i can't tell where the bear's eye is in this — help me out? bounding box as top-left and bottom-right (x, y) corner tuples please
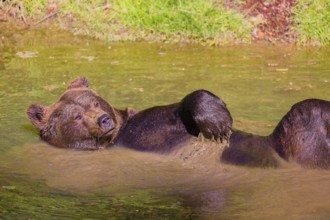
(94, 102), (100, 108)
(74, 113), (83, 121)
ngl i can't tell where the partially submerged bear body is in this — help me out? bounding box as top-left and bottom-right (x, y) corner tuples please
(27, 77), (330, 169)
(222, 99), (330, 169)
(27, 77), (232, 151)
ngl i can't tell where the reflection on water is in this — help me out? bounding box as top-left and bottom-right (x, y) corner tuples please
(1, 24), (330, 218)
(4, 140), (226, 193)
(221, 168), (330, 220)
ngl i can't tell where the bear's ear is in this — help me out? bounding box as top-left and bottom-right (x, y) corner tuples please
(67, 77), (89, 90)
(27, 104), (47, 130)
(126, 107), (138, 119)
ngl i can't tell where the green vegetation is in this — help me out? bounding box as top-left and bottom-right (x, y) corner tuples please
(115, 0), (251, 44)
(1, 0), (252, 45)
(61, 0), (252, 44)
(18, 0), (47, 17)
(1, 0), (330, 46)
(293, 0), (330, 46)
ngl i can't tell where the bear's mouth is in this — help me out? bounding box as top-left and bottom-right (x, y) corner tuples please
(99, 126), (116, 138)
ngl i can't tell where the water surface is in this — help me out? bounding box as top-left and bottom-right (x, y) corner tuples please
(1, 24), (330, 219)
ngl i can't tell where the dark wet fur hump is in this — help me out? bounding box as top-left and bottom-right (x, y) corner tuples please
(222, 99), (330, 169)
(221, 130), (279, 168)
(116, 103), (191, 152)
(271, 99), (330, 168)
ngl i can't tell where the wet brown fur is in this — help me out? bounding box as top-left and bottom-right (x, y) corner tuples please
(222, 99), (330, 169)
(27, 77), (232, 152)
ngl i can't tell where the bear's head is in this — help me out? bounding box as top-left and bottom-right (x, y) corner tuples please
(27, 77), (127, 150)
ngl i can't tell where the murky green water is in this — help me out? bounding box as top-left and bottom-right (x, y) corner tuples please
(1, 24), (330, 219)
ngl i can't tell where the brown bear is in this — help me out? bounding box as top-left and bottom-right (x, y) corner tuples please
(27, 77), (233, 151)
(221, 99), (330, 169)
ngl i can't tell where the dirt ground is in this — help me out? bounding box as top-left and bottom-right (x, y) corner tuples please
(242, 0), (297, 41)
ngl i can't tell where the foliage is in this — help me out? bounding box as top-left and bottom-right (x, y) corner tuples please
(1, 0), (251, 44)
(2, 0), (330, 46)
(293, 0), (330, 46)
(113, 0), (251, 44)
(59, 0), (120, 39)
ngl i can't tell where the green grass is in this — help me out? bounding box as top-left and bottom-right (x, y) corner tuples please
(59, 0), (121, 39)
(293, 0), (330, 46)
(2, 0), (47, 18)
(113, 0), (251, 44)
(2, 0), (252, 44)
(2, 0), (330, 46)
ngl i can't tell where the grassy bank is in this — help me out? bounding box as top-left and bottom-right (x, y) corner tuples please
(293, 0), (330, 46)
(1, 0), (329, 46)
(114, 0), (251, 44)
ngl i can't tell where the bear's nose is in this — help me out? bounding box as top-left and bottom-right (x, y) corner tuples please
(97, 114), (112, 129)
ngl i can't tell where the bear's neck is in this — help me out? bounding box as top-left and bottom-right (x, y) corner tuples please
(109, 108), (135, 145)
(230, 129), (278, 150)
(221, 129), (282, 167)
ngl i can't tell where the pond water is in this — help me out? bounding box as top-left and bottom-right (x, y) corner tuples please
(1, 23), (330, 219)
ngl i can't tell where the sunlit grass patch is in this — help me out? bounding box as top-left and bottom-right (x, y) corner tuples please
(5, 0), (330, 46)
(293, 0), (330, 46)
(113, 0), (251, 44)
(59, 1), (120, 39)
(0, 0), (253, 44)
(5, 0), (47, 18)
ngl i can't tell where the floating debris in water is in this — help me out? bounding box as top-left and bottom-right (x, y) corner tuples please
(284, 82), (301, 91)
(16, 51), (38, 59)
(43, 84), (60, 91)
(2, 185), (16, 190)
(276, 68), (289, 72)
(80, 56), (95, 61)
(111, 60), (120, 65)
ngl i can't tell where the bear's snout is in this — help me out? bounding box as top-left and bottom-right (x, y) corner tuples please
(98, 114), (112, 130)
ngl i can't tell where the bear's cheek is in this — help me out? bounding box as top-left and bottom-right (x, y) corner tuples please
(60, 121), (91, 142)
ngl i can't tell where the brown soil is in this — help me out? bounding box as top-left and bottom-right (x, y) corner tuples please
(242, 0), (297, 41)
